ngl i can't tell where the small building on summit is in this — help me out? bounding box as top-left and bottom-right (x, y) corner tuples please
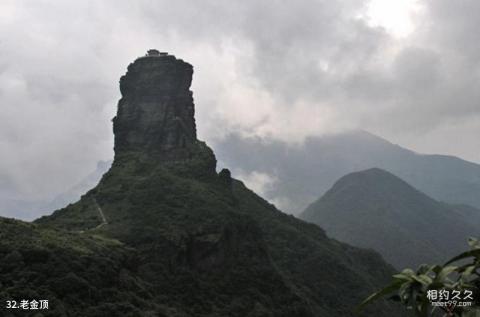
(146, 49), (168, 57)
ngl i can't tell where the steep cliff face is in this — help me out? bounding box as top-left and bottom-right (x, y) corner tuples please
(110, 52), (217, 181)
(114, 54), (196, 155)
(32, 51), (404, 316)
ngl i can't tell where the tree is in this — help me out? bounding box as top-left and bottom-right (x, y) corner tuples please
(357, 238), (480, 316)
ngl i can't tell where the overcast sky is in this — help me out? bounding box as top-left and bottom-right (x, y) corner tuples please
(1, 0), (479, 202)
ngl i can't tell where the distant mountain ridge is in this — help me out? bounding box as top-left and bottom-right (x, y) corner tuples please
(300, 168), (480, 269)
(47, 160), (112, 211)
(6, 120), (479, 221)
(214, 131), (480, 214)
(0, 161), (111, 220)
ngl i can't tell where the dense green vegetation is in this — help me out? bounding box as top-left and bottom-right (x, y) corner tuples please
(0, 217), (163, 317)
(28, 146), (404, 316)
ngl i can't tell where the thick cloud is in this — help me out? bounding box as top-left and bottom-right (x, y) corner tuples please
(0, 0), (479, 209)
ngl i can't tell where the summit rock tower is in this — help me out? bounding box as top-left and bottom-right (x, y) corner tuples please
(113, 51), (197, 158)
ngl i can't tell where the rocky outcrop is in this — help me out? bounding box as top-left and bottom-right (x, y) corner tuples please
(113, 51), (197, 158)
(34, 51), (405, 317)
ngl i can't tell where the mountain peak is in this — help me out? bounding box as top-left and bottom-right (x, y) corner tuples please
(31, 53), (404, 316)
(344, 167), (395, 178)
(329, 167), (415, 198)
(301, 168), (479, 268)
(113, 51), (197, 158)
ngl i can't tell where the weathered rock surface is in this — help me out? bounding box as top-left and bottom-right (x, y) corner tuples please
(114, 52), (197, 158)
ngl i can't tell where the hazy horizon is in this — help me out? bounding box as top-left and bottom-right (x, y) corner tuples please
(1, 0), (480, 206)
